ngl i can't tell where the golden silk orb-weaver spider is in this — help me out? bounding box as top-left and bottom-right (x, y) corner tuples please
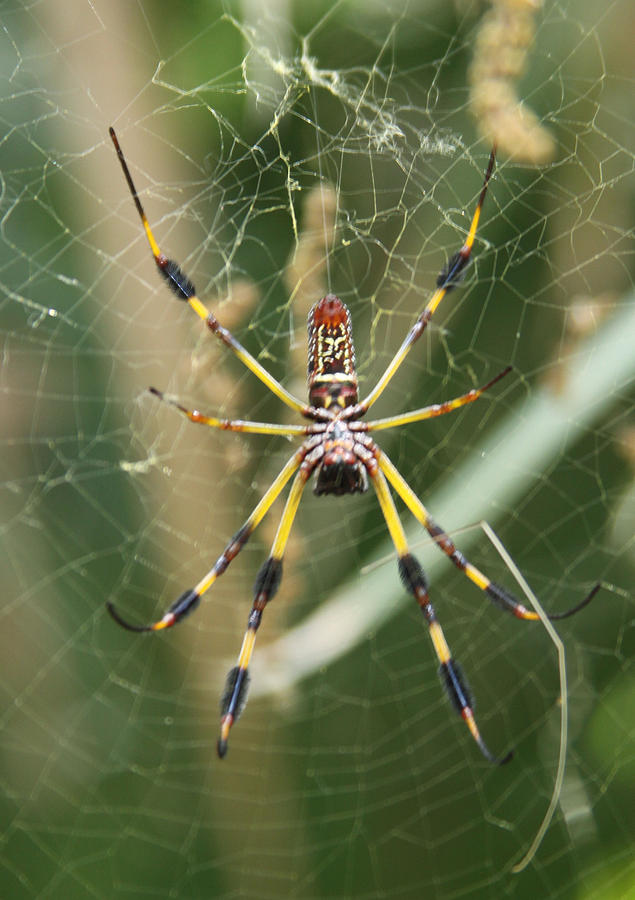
(107, 128), (599, 761)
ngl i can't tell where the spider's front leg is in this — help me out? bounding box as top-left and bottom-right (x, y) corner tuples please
(377, 450), (600, 622)
(368, 458), (512, 764)
(217, 465), (311, 758)
(106, 451), (304, 632)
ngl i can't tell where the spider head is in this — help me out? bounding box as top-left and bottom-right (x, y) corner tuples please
(313, 455), (368, 496)
(307, 295), (359, 410)
(313, 423), (368, 496)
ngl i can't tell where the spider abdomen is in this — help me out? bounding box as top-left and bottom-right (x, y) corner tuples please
(307, 295), (359, 410)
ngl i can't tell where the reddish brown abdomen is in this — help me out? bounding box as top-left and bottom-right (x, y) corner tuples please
(307, 295), (358, 409)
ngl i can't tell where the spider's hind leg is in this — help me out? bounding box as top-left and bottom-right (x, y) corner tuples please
(109, 126), (309, 417)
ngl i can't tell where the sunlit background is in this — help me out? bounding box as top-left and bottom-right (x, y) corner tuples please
(1, 1), (633, 898)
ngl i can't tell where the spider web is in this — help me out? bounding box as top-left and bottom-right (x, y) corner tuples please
(1, 1), (633, 898)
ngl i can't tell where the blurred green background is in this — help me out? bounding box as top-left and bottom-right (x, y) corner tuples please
(1, 1), (633, 898)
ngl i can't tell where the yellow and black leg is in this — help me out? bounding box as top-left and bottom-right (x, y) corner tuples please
(369, 462), (511, 764)
(107, 451), (303, 632)
(109, 127), (309, 417)
(355, 147), (497, 415)
(217, 467), (309, 757)
(148, 388), (311, 437)
(365, 366), (511, 432)
(378, 450), (599, 621)
(148, 387), (310, 438)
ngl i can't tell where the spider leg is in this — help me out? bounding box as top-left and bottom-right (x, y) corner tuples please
(109, 127), (309, 416)
(377, 450), (599, 621)
(368, 461), (512, 765)
(354, 148), (497, 416)
(149, 387), (310, 437)
(364, 366), (511, 432)
(106, 450), (303, 632)
(217, 467), (310, 758)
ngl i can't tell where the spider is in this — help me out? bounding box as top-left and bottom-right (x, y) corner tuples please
(107, 127), (598, 761)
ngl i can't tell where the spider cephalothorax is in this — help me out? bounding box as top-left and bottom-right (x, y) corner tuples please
(107, 127), (598, 762)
